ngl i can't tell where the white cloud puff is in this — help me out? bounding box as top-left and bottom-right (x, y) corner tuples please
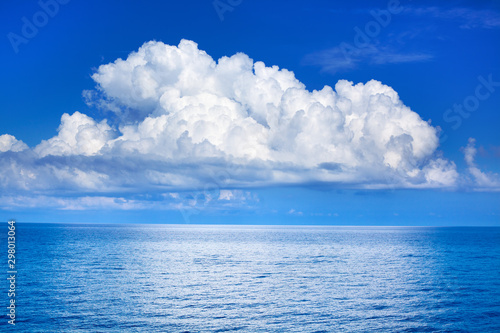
(87, 39), (453, 187)
(0, 134), (28, 153)
(0, 39), (464, 202)
(34, 112), (113, 157)
(462, 138), (500, 190)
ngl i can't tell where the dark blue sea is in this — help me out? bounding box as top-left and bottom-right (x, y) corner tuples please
(2, 224), (500, 332)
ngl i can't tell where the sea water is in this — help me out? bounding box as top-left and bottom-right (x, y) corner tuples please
(2, 224), (500, 332)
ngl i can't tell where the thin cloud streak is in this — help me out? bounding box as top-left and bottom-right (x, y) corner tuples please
(402, 6), (500, 30)
(303, 44), (433, 74)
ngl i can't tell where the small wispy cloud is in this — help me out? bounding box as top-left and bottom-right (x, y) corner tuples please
(304, 44), (433, 74)
(288, 209), (303, 216)
(304, 5), (499, 74)
(402, 6), (500, 30)
(462, 138), (500, 191)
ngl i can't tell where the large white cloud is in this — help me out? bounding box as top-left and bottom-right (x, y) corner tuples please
(88, 39), (455, 188)
(0, 39), (464, 204)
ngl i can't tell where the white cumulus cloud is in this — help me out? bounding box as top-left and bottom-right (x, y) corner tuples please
(34, 112), (113, 158)
(84, 39), (454, 187)
(0, 134), (28, 153)
(0, 39), (468, 208)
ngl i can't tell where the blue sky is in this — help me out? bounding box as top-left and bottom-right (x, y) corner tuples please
(1, 0), (499, 225)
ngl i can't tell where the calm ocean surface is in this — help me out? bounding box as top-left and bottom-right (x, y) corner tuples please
(2, 224), (500, 332)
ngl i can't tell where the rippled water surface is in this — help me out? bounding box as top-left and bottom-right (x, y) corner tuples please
(3, 224), (500, 332)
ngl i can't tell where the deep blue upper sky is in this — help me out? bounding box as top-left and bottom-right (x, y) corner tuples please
(1, 0), (499, 224)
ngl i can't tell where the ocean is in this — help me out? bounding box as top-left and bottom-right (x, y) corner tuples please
(2, 224), (500, 332)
